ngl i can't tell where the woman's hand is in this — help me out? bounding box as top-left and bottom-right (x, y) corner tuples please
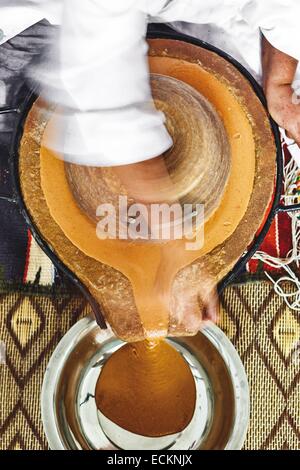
(266, 83), (300, 143)
(165, 260), (219, 337)
(262, 35), (300, 143)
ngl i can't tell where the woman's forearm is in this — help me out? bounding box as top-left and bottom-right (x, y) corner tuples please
(262, 34), (300, 143)
(262, 35), (298, 92)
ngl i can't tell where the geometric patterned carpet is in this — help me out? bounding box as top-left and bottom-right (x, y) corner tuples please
(0, 282), (299, 450)
(220, 283), (300, 450)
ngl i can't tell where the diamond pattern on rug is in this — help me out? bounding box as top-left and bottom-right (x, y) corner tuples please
(8, 297), (43, 351)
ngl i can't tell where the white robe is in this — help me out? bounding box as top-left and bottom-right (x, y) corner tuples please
(1, 0), (300, 166)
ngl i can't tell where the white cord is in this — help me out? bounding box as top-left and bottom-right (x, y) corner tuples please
(251, 131), (300, 310)
(265, 267), (300, 311)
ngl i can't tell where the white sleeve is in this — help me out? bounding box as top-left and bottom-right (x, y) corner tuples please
(240, 0), (300, 61)
(0, 4), (43, 45)
(44, 0), (172, 167)
(143, 0), (240, 25)
(0, 1), (62, 44)
(149, 0), (300, 62)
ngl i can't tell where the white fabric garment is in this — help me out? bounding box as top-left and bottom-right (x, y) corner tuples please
(1, 0), (300, 166)
(0, 1), (62, 41)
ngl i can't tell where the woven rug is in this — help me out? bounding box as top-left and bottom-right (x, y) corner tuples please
(0, 281), (299, 450)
